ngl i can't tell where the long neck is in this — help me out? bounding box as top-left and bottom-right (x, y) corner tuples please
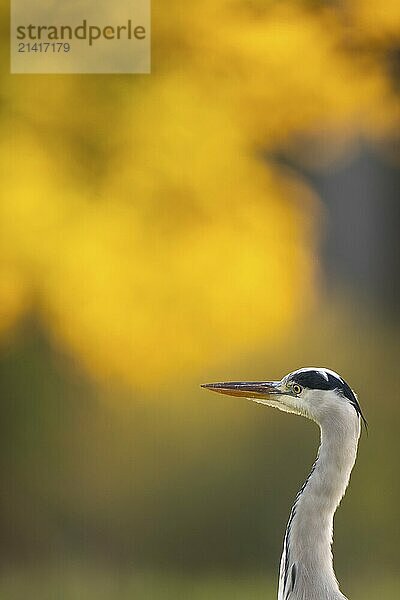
(278, 414), (360, 600)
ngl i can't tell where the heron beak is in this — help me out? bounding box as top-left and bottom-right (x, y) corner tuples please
(200, 380), (285, 400)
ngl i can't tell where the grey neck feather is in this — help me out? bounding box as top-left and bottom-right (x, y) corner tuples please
(278, 412), (360, 600)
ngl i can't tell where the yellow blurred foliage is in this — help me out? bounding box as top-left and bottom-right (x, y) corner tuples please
(347, 0), (400, 44)
(1, 1), (399, 389)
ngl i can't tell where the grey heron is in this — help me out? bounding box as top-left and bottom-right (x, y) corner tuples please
(201, 367), (366, 600)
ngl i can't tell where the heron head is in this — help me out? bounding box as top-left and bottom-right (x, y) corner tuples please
(201, 367), (366, 427)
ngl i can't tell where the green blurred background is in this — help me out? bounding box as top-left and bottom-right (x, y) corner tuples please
(1, 1), (399, 598)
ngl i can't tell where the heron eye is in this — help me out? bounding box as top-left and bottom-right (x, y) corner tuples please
(292, 384), (302, 395)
